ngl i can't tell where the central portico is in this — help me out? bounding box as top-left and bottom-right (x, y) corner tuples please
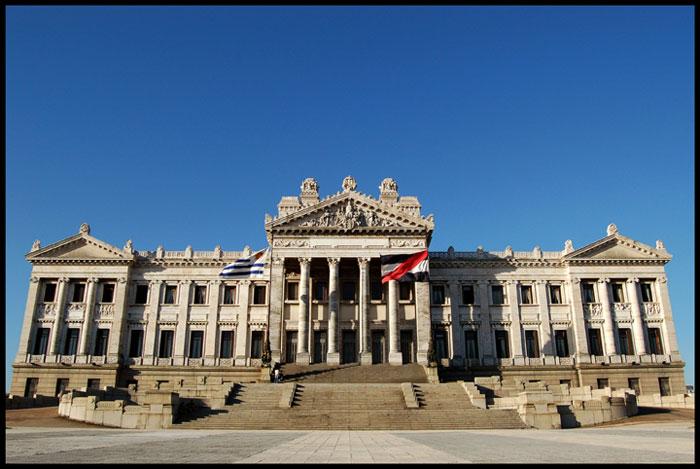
(265, 176), (435, 366)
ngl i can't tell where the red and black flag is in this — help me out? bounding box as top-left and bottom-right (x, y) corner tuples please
(380, 250), (430, 283)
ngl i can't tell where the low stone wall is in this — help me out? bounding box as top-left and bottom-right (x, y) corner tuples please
(636, 393), (694, 409)
(460, 382), (487, 409)
(5, 394), (59, 409)
(58, 389), (180, 429)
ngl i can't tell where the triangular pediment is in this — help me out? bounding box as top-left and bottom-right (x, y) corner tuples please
(564, 234), (670, 262)
(27, 233), (132, 262)
(266, 191), (434, 233)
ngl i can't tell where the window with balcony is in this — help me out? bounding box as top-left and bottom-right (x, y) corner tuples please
(648, 327), (664, 355)
(189, 331), (204, 358)
(223, 285), (237, 304)
(134, 284), (149, 304)
(63, 328), (80, 355)
(43, 282), (57, 303)
(193, 285), (207, 305)
(462, 285), (475, 305)
(33, 328), (50, 355)
(71, 282), (86, 303)
(588, 328), (604, 356)
(554, 330), (569, 357)
(549, 285), (562, 304)
(491, 285), (505, 305)
(495, 330), (510, 358)
(163, 285), (177, 305)
(250, 331), (263, 358)
(611, 282), (625, 303)
(464, 330), (479, 359)
(641, 282), (654, 302)
(220, 330), (234, 358)
(93, 329), (109, 356)
(618, 328), (634, 355)
(253, 285), (267, 305)
(431, 285), (446, 305)
(525, 330), (540, 358)
(158, 330), (174, 358)
(581, 282), (596, 303)
(520, 285), (533, 304)
(101, 283), (115, 303)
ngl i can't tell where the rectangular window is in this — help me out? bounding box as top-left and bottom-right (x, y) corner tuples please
(87, 379), (101, 390)
(648, 327), (664, 355)
(525, 330), (540, 358)
(134, 284), (149, 304)
(101, 283), (115, 303)
(24, 378), (38, 398)
(158, 330), (174, 358)
(163, 285), (177, 304)
(588, 328), (604, 356)
(491, 285), (505, 305)
(618, 328), (634, 355)
(597, 378), (609, 389)
(464, 330), (479, 359)
(250, 331), (263, 358)
(220, 330), (234, 358)
(129, 329), (144, 358)
(43, 282), (57, 302)
(63, 328), (80, 355)
(640, 282), (654, 302)
(55, 378), (69, 397)
(520, 285), (533, 304)
(628, 378), (641, 395)
(72, 282), (86, 303)
(554, 330), (569, 357)
(314, 281), (328, 301)
(495, 330), (510, 359)
(399, 283), (412, 301)
(433, 328), (448, 361)
(560, 379), (571, 387)
(432, 285), (446, 305)
(93, 329), (110, 356)
(370, 281), (383, 301)
(253, 285), (267, 304)
(462, 285), (475, 305)
(286, 281), (299, 301)
(581, 282), (596, 303)
(33, 328), (50, 355)
(193, 285), (207, 305)
(223, 285), (236, 304)
(189, 331), (204, 358)
(342, 282), (356, 302)
(549, 285), (562, 304)
(612, 282), (625, 303)
(659, 377), (671, 397)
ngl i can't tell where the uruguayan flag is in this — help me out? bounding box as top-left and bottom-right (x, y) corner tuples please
(220, 248), (270, 278)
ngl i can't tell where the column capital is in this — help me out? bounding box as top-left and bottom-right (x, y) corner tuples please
(272, 256), (285, 265)
(534, 279), (548, 285)
(149, 279), (164, 287)
(179, 279), (193, 286)
(597, 278), (610, 284)
(658, 275), (668, 284)
(570, 277), (581, 285)
(209, 279), (222, 286)
(299, 257), (312, 266)
(475, 279), (489, 286)
(357, 257), (371, 267)
(240, 280), (251, 286)
(118, 277), (128, 284)
(626, 277), (640, 284)
(87, 277), (100, 284)
(30, 276), (41, 283)
(327, 257), (340, 266)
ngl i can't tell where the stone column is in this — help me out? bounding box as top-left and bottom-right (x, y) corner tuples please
(447, 280), (464, 368)
(48, 278), (70, 357)
(15, 275), (42, 363)
(234, 280), (251, 366)
(174, 280), (192, 365)
(388, 280), (402, 365)
(79, 278), (99, 356)
(107, 276), (130, 364)
(204, 280), (221, 366)
(656, 275), (681, 361)
(627, 278), (647, 356)
(296, 258), (311, 365)
(326, 258), (340, 365)
(536, 280), (554, 356)
(143, 280), (162, 364)
(359, 257), (373, 365)
(506, 281), (524, 364)
(597, 278), (617, 356)
(566, 278), (590, 362)
(414, 280), (431, 365)
(269, 256), (285, 364)
(476, 280), (496, 366)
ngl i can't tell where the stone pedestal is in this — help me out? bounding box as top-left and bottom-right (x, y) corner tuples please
(326, 352), (340, 365)
(360, 352), (373, 366)
(389, 351), (403, 366)
(295, 352), (310, 365)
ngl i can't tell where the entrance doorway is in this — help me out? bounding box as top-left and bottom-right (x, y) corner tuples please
(285, 331), (298, 363)
(401, 330), (414, 364)
(313, 330), (327, 363)
(342, 330), (357, 364)
(371, 330), (385, 364)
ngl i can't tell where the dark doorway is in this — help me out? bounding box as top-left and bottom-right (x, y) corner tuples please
(372, 330), (385, 364)
(313, 330), (327, 363)
(342, 330), (357, 364)
(433, 328), (448, 362)
(24, 378), (38, 398)
(401, 330), (414, 364)
(285, 331), (298, 363)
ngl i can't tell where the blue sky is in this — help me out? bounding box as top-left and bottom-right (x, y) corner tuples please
(6, 6), (694, 388)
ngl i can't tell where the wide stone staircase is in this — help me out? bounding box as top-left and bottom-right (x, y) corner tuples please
(280, 362), (428, 383)
(174, 368), (526, 430)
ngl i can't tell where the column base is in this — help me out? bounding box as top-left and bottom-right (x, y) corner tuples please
(416, 351), (429, 366)
(389, 352), (404, 365)
(326, 352), (340, 365)
(360, 352), (373, 366)
(234, 357), (248, 367)
(575, 353), (592, 364)
(513, 355), (526, 366)
(173, 356), (185, 366)
(295, 352), (310, 365)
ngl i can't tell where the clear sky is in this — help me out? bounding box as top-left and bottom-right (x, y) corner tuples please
(6, 6), (694, 389)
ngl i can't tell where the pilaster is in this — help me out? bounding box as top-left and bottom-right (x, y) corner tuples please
(173, 280), (192, 365)
(235, 280), (251, 366)
(567, 277), (590, 362)
(447, 280), (464, 368)
(476, 281), (495, 366)
(656, 275), (681, 361)
(597, 278), (618, 356)
(143, 280), (162, 364)
(296, 257), (311, 365)
(15, 275), (42, 362)
(79, 278), (99, 355)
(204, 280), (221, 365)
(359, 257), (373, 365)
(326, 258), (340, 365)
(506, 281), (524, 362)
(535, 280), (553, 356)
(269, 256), (285, 364)
(107, 276), (129, 363)
(388, 280), (402, 365)
(48, 278), (70, 357)
(414, 280), (431, 365)
(627, 278), (647, 355)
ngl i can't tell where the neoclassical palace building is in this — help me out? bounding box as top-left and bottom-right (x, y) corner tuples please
(11, 177), (685, 398)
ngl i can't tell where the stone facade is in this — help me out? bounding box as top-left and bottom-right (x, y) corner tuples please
(11, 177), (686, 399)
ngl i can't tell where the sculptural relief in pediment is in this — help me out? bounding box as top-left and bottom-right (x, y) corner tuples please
(296, 199), (402, 230)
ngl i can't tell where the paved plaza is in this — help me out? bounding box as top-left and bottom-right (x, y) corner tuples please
(5, 422), (694, 463)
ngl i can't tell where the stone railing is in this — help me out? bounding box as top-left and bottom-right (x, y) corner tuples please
(36, 303), (57, 316)
(612, 303), (632, 316)
(95, 304), (115, 318)
(642, 302), (662, 317)
(583, 303), (603, 318)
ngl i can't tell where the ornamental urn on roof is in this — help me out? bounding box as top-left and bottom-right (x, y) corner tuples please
(342, 176), (357, 192)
